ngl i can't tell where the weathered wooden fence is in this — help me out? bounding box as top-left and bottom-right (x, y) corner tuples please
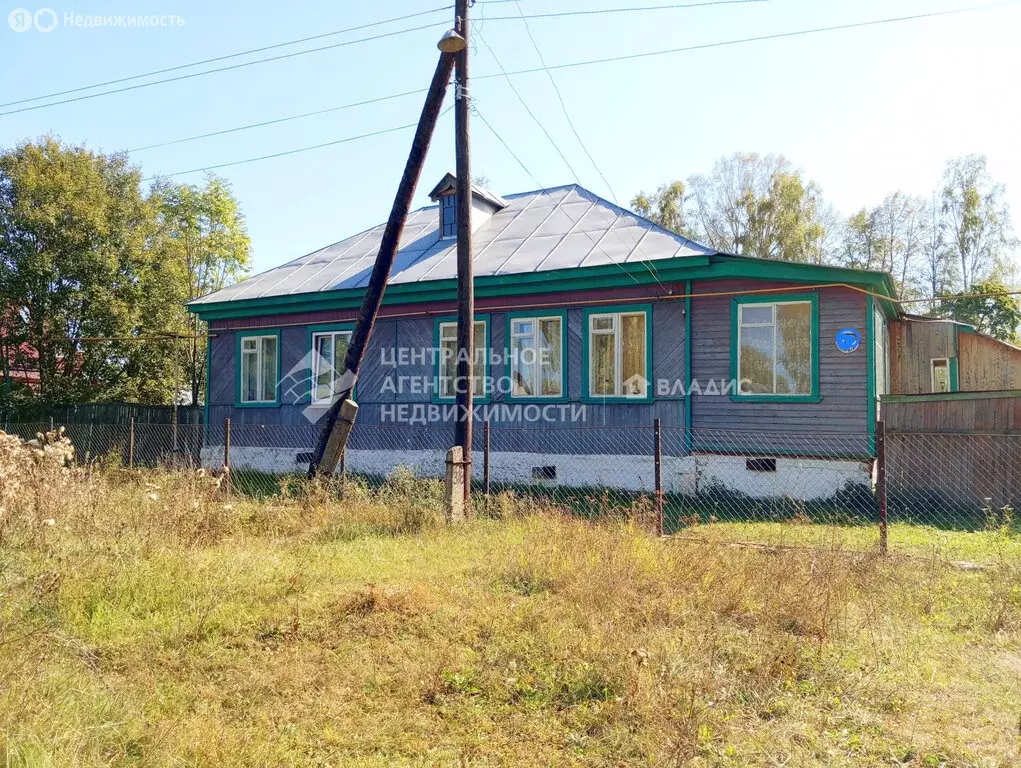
(2, 402), (203, 428)
(882, 391), (1021, 512)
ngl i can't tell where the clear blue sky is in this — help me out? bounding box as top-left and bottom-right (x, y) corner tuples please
(2, 0), (1019, 275)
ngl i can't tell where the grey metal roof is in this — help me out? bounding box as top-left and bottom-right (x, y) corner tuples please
(190, 184), (716, 305)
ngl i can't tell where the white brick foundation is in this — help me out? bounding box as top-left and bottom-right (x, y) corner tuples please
(201, 446), (870, 500)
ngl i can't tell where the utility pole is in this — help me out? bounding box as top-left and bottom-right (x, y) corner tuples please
(453, 0), (474, 509)
(307, 51), (456, 478)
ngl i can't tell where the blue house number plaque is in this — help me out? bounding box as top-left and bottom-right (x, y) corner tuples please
(835, 328), (861, 353)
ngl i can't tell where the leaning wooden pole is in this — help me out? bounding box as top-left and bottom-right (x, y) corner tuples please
(453, 0), (475, 508)
(307, 51), (456, 478)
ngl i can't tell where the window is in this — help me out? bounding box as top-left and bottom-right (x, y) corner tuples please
(438, 319), (487, 399)
(587, 309), (648, 398)
(874, 305), (889, 417)
(931, 358), (951, 393)
(239, 333), (279, 404)
(735, 299), (814, 396)
(311, 329), (352, 404)
(439, 194), (456, 239)
(509, 314), (564, 398)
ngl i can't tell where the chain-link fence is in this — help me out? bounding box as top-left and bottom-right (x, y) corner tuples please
(5, 418), (1019, 557)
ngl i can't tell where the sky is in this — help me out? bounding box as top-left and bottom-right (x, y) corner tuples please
(1, 0), (1020, 276)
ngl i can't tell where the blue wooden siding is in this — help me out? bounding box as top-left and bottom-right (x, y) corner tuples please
(689, 280), (870, 456)
(206, 283), (873, 458)
(207, 300), (688, 456)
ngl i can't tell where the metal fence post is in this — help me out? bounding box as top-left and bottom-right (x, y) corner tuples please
(223, 417), (232, 494)
(128, 417), (135, 469)
(172, 406), (179, 453)
(876, 419), (887, 555)
(339, 447), (346, 500)
(483, 419), (491, 498)
(654, 418), (664, 536)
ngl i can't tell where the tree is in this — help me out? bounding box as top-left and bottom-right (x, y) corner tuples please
(940, 155), (1016, 290)
(840, 193), (931, 297)
(939, 276), (1021, 343)
(0, 137), (164, 404)
(637, 153), (832, 262)
(630, 180), (689, 236)
(150, 175), (250, 404)
(741, 169), (828, 263)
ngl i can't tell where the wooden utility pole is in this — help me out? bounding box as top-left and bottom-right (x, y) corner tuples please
(307, 51), (456, 478)
(453, 0), (474, 507)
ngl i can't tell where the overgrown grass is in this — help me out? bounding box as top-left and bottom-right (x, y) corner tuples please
(1, 465), (1020, 766)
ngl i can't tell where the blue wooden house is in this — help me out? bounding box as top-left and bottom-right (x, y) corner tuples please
(188, 176), (897, 499)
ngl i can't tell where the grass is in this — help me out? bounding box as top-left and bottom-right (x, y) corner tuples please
(1, 465), (1020, 766)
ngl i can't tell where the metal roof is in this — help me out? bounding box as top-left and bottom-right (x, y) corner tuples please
(190, 183), (716, 306)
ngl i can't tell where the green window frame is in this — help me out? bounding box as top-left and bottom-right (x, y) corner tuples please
(581, 304), (653, 403)
(306, 322), (355, 405)
(504, 310), (567, 402)
(433, 315), (490, 403)
(730, 293), (820, 403)
(236, 329), (281, 407)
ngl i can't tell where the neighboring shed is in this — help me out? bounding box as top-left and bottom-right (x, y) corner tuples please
(890, 315), (1021, 394)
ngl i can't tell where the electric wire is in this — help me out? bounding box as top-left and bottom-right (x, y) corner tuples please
(0, 22), (450, 117)
(0, 6), (453, 109)
(0, 0), (775, 116)
(142, 107), (452, 180)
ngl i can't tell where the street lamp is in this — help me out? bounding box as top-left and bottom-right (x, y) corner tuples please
(437, 28), (466, 53)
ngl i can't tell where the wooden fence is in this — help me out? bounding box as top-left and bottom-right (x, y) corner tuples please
(882, 391), (1021, 511)
(2, 402), (203, 428)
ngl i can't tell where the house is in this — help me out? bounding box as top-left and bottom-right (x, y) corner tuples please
(890, 314), (1021, 394)
(1, 341), (41, 392)
(187, 177), (899, 500)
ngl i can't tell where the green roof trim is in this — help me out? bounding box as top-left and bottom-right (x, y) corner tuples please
(188, 253), (898, 322)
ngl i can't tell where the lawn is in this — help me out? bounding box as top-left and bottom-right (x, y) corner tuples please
(1, 463), (1020, 766)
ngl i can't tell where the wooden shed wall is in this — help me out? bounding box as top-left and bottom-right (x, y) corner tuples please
(958, 331), (1021, 391)
(889, 320), (956, 395)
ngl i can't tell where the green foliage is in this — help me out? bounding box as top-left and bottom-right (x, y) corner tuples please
(0, 137), (249, 408)
(940, 155), (1017, 290)
(0, 137), (159, 404)
(149, 175), (250, 404)
(939, 276), (1021, 343)
(629, 179), (688, 236)
(634, 154), (830, 263)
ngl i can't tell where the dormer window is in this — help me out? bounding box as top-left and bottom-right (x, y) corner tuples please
(440, 193), (457, 239)
(427, 172), (509, 239)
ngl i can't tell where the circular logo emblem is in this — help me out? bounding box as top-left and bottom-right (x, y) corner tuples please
(34, 8), (58, 32)
(835, 327), (861, 353)
(8, 8), (33, 32)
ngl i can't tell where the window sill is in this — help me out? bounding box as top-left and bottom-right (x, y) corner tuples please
(236, 401), (280, 408)
(505, 395), (571, 405)
(728, 394), (823, 404)
(580, 395), (655, 405)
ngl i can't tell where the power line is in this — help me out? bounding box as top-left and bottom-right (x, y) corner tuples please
(128, 88), (428, 152)
(471, 103), (543, 189)
(510, 1), (618, 204)
(508, 1), (679, 289)
(474, 28), (583, 184)
(0, 6), (453, 110)
(142, 108), (452, 180)
(474, 29), (671, 292)
(476, 3), (1011, 80)
(0, 22), (449, 118)
(126, 1), (1006, 174)
(0, 1), (768, 117)
(485, 0), (769, 21)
